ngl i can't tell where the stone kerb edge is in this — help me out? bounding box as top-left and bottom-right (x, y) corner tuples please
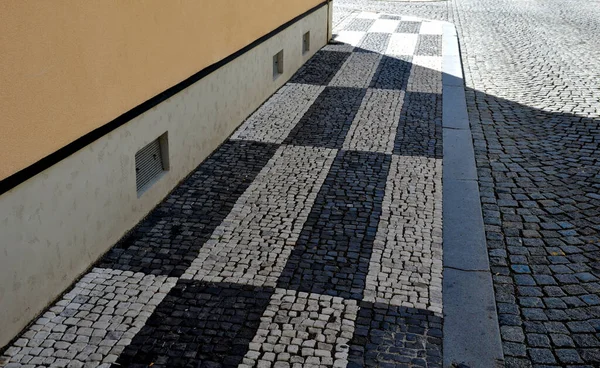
(441, 21), (505, 368)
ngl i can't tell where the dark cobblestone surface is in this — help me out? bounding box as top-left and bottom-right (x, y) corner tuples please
(277, 150), (391, 300)
(289, 51), (350, 86)
(115, 280), (274, 368)
(370, 55), (413, 91)
(284, 87), (366, 149)
(394, 91), (442, 159)
(414, 35), (442, 57)
(380, 14), (402, 21)
(348, 302), (442, 368)
(396, 21), (422, 34)
(451, 0), (600, 365)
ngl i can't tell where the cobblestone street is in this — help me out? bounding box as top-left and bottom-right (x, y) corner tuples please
(456, 1), (600, 366)
(1, 11), (452, 368)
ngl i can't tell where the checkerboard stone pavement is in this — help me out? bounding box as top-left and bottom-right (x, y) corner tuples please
(1, 11), (455, 368)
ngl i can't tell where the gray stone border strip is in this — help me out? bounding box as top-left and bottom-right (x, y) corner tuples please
(441, 23), (504, 367)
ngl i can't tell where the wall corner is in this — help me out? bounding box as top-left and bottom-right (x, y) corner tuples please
(327, 0), (333, 41)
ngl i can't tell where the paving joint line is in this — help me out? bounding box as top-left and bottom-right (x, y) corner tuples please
(445, 266), (489, 273)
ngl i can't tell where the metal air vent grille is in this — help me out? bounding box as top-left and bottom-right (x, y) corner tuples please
(135, 136), (166, 194)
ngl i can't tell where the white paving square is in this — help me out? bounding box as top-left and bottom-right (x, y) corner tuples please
(356, 11), (379, 19)
(343, 89), (404, 154)
(329, 52), (382, 88)
(232, 83), (324, 144)
(386, 33), (419, 56)
(408, 56), (443, 93)
(241, 288), (358, 368)
(364, 156), (443, 315)
(369, 19), (401, 33)
(0, 269), (177, 367)
(411, 56), (443, 72)
(401, 15), (423, 22)
(182, 145), (337, 287)
(420, 21), (444, 35)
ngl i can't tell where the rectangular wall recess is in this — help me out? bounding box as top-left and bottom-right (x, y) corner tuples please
(303, 31), (311, 54)
(273, 50), (284, 78)
(135, 132), (169, 196)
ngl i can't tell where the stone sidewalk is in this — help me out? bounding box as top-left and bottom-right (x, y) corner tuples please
(1, 12), (471, 368)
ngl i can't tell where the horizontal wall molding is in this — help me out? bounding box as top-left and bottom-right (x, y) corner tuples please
(0, 0), (328, 196)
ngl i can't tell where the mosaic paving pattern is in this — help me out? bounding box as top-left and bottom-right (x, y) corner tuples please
(1, 11), (447, 368)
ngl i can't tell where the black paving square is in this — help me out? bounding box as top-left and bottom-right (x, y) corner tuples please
(114, 280), (274, 368)
(277, 150), (391, 300)
(356, 32), (392, 54)
(348, 301), (443, 368)
(289, 51), (351, 85)
(370, 55), (413, 90)
(394, 91), (442, 159)
(415, 34), (443, 56)
(284, 87), (366, 149)
(396, 21), (422, 34)
(98, 140), (279, 277)
(346, 18), (376, 32)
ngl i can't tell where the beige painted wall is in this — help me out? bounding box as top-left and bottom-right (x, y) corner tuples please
(0, 0), (323, 180)
(0, 5), (329, 349)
